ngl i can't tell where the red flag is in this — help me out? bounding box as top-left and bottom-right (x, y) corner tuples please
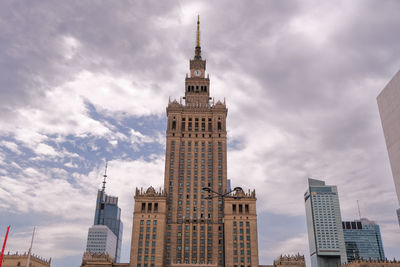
(0, 225), (10, 267)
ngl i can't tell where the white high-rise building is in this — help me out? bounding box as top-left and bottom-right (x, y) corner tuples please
(86, 225), (117, 260)
(304, 178), (347, 267)
(377, 70), (400, 226)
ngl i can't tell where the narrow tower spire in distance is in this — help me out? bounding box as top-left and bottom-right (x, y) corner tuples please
(196, 14), (200, 47)
(102, 160), (108, 192)
(194, 15), (201, 59)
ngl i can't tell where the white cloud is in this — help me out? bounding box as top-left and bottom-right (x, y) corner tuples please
(34, 143), (60, 156)
(0, 141), (22, 155)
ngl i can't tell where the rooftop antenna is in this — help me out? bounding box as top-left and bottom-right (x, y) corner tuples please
(26, 227), (35, 267)
(102, 160), (108, 192)
(357, 200), (361, 220)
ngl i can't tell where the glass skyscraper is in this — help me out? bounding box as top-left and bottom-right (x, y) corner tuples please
(342, 218), (385, 262)
(92, 189), (123, 262)
(304, 178), (347, 267)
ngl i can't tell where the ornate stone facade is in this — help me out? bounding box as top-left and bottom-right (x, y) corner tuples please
(273, 255), (306, 267)
(2, 252), (51, 267)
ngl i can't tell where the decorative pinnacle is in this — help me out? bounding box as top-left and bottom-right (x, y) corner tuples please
(196, 14), (200, 48)
(194, 15), (202, 59)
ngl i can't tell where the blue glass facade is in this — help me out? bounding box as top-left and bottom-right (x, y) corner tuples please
(93, 190), (123, 262)
(342, 219), (385, 262)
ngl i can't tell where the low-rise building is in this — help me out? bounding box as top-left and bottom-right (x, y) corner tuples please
(273, 254), (306, 267)
(341, 259), (400, 267)
(80, 252), (128, 267)
(2, 252), (51, 267)
(259, 254), (306, 267)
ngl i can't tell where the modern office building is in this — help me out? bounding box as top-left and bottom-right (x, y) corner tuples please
(92, 189), (123, 262)
(129, 17), (259, 267)
(304, 178), (347, 267)
(86, 225), (118, 258)
(85, 164), (123, 263)
(377, 70), (400, 226)
(342, 218), (385, 262)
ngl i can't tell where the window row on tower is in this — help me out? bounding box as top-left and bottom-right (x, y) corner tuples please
(170, 117), (223, 132)
(140, 202), (159, 213)
(187, 85), (208, 93)
(232, 204), (250, 214)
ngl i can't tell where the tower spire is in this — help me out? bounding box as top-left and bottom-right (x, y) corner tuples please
(194, 15), (201, 59)
(102, 160), (108, 192)
(196, 14), (200, 47)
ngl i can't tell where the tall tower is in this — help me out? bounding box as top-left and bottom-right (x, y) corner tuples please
(304, 178), (347, 267)
(129, 17), (259, 267)
(164, 15), (228, 266)
(377, 70), (400, 226)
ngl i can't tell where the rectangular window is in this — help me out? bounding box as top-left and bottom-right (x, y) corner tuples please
(154, 203), (158, 212)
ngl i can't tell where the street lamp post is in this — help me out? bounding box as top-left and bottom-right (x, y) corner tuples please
(202, 186), (244, 267)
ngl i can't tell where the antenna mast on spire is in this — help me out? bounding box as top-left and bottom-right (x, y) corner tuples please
(357, 200), (361, 220)
(102, 160), (108, 192)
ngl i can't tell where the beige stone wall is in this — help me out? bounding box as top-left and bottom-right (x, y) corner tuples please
(224, 192), (258, 267)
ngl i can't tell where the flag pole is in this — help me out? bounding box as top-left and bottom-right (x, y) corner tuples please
(26, 227), (35, 267)
(0, 225), (11, 267)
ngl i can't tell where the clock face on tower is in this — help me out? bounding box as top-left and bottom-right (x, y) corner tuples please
(194, 69), (202, 77)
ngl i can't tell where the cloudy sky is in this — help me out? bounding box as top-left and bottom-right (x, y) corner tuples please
(0, 0), (399, 266)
